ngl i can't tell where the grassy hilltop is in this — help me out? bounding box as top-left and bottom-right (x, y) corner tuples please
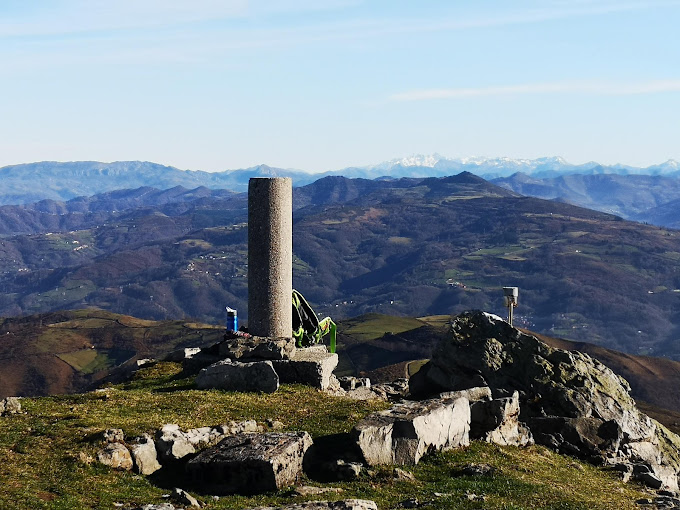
(0, 361), (655, 510)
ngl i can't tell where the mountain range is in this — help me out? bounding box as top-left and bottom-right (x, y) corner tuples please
(1, 156), (679, 206)
(0, 174), (679, 362)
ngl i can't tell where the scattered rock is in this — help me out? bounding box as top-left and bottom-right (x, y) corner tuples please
(164, 347), (202, 362)
(338, 376), (371, 391)
(271, 346), (338, 390)
(398, 498), (419, 508)
(156, 424), (196, 461)
(219, 333), (296, 361)
(459, 463), (496, 476)
(326, 459), (363, 481)
(78, 452), (94, 465)
(222, 420), (263, 434)
(171, 488), (200, 508)
(130, 434), (162, 475)
(132, 505), (177, 510)
(393, 468), (416, 481)
(103, 428), (125, 443)
(352, 396), (470, 465)
(293, 486), (344, 497)
(248, 501), (378, 510)
(195, 359), (279, 393)
(97, 443), (133, 471)
(186, 432), (313, 494)
(136, 358), (156, 367)
(266, 418), (285, 430)
(0, 397), (21, 416)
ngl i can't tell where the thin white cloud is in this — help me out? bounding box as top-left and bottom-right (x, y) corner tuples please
(389, 80), (680, 102)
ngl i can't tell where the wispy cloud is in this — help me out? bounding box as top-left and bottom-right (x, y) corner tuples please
(389, 80), (680, 102)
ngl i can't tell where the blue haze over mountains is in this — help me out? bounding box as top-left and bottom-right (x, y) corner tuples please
(3, 156), (680, 227)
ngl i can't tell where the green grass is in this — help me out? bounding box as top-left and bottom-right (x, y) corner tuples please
(338, 313), (425, 341)
(0, 362), (656, 509)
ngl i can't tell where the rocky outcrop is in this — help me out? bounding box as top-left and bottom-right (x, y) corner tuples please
(352, 396), (470, 465)
(186, 432), (313, 494)
(409, 310), (680, 491)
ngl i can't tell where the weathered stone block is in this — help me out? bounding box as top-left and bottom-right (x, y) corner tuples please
(195, 359), (279, 393)
(186, 432), (313, 495)
(130, 434), (162, 475)
(470, 391), (534, 446)
(97, 443), (133, 470)
(271, 347), (338, 390)
(0, 397), (21, 416)
(248, 501), (378, 510)
(156, 424), (196, 461)
(352, 396), (470, 466)
(219, 334), (296, 361)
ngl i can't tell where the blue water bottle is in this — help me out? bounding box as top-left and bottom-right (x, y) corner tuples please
(226, 307), (238, 332)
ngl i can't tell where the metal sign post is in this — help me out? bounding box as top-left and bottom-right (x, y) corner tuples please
(503, 287), (519, 326)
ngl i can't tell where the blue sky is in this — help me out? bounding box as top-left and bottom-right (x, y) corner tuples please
(1, 0), (679, 172)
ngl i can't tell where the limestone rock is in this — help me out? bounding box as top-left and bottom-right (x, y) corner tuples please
(219, 333), (296, 360)
(195, 359), (279, 393)
(103, 428), (125, 443)
(470, 391), (534, 446)
(409, 310), (680, 491)
(171, 488), (200, 508)
(248, 501), (378, 510)
(186, 432), (313, 494)
(164, 347), (202, 362)
(271, 346), (338, 390)
(294, 486), (344, 497)
(132, 505), (177, 510)
(97, 443), (133, 470)
(352, 396), (470, 465)
(0, 397), (21, 416)
(130, 434), (162, 475)
(338, 377), (371, 391)
(156, 424), (196, 461)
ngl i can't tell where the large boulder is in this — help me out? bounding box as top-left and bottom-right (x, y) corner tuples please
(195, 359), (279, 393)
(185, 432), (313, 494)
(409, 310), (680, 491)
(352, 396), (470, 465)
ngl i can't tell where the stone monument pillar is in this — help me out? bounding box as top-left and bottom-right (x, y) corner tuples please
(248, 177), (293, 338)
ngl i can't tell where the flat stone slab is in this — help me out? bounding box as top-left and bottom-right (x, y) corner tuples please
(249, 501), (378, 510)
(271, 347), (338, 390)
(352, 396), (470, 465)
(186, 432), (313, 494)
(219, 333), (296, 361)
(195, 359), (279, 393)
